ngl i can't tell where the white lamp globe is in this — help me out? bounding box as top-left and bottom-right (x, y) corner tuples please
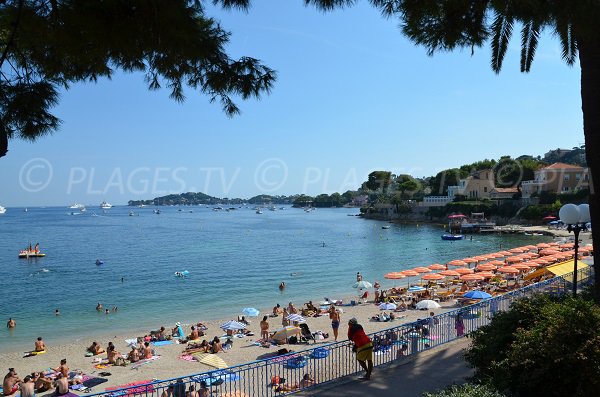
(559, 203), (580, 225)
(578, 204), (591, 223)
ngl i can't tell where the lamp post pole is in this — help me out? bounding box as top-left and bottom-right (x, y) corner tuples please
(559, 203), (590, 298)
(566, 224), (582, 297)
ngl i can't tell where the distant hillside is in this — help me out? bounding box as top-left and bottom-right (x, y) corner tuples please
(128, 193), (298, 206)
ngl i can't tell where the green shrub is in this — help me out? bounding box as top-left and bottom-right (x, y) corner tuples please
(465, 294), (600, 396)
(423, 383), (506, 397)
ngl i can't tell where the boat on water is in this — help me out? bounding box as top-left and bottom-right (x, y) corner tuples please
(441, 234), (464, 241)
(382, 225), (391, 229)
(0, 205), (6, 214)
(256, 209), (263, 214)
(153, 209), (161, 214)
(100, 201), (112, 209)
(19, 243), (45, 258)
(69, 203), (85, 211)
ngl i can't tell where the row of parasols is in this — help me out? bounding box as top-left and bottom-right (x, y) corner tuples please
(382, 241), (593, 283)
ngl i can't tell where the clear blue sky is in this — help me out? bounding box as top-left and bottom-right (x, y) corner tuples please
(0, 1), (584, 206)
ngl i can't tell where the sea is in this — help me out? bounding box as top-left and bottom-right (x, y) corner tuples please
(0, 205), (551, 351)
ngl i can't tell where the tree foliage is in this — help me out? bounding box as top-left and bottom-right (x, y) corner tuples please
(423, 383), (506, 397)
(0, 0), (276, 157)
(465, 295), (600, 396)
(363, 170), (393, 192)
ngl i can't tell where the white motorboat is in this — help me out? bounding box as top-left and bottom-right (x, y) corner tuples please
(100, 201), (112, 209)
(0, 205), (6, 214)
(69, 203), (85, 210)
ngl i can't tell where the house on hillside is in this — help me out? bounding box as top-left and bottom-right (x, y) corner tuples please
(521, 162), (589, 199)
(490, 187), (519, 200)
(457, 169), (496, 200)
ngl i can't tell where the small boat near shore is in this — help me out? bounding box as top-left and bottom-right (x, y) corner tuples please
(19, 249), (46, 259)
(0, 205), (6, 214)
(441, 234), (464, 241)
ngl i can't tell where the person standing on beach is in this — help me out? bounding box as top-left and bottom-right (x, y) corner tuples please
(329, 306), (341, 341)
(282, 308), (290, 326)
(6, 318), (15, 328)
(455, 312), (465, 337)
(260, 316), (270, 341)
(34, 337), (46, 352)
(347, 318), (373, 380)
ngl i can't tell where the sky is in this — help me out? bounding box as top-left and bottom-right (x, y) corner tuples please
(0, 1), (585, 206)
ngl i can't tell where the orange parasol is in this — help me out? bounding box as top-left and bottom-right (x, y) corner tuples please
(448, 260), (467, 267)
(401, 270), (419, 277)
(460, 274), (485, 281)
(439, 270), (460, 277)
(412, 267), (432, 273)
(476, 263), (497, 271)
(428, 264), (446, 270)
(497, 266), (519, 274)
(384, 272), (406, 279)
(476, 271), (495, 278)
(454, 267), (474, 275)
(422, 273), (445, 281)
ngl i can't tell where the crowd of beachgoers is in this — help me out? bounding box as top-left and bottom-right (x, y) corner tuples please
(2, 238), (593, 396)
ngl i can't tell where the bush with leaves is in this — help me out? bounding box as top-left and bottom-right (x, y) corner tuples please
(423, 383), (506, 397)
(464, 294), (600, 396)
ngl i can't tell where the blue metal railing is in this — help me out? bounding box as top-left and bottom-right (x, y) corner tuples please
(86, 265), (594, 397)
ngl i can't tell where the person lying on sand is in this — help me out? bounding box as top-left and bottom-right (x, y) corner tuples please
(184, 339), (210, 354)
(273, 373), (315, 392)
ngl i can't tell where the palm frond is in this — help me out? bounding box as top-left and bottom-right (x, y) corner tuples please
(490, 12), (513, 74)
(555, 21), (577, 65)
(303, 0), (357, 12)
(520, 21), (540, 72)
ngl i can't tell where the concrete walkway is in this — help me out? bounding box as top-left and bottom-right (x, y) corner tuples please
(298, 338), (473, 397)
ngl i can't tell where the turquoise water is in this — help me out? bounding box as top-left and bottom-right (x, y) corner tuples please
(0, 206), (549, 351)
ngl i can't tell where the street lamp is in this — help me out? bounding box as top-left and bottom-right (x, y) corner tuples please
(558, 203), (591, 296)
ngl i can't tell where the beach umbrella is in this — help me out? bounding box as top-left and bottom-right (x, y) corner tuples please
(497, 266), (519, 274)
(379, 302), (397, 310)
(475, 255), (491, 261)
(463, 290), (492, 299)
(384, 272), (406, 280)
(548, 242), (560, 246)
(512, 264), (532, 271)
(476, 263), (497, 271)
(401, 270), (419, 277)
(241, 308), (260, 317)
(352, 280), (373, 289)
(540, 249), (560, 256)
(439, 270), (460, 277)
(476, 271), (495, 278)
(462, 257), (477, 263)
(422, 273), (444, 281)
(408, 286), (426, 293)
(488, 260), (505, 266)
(272, 326), (301, 341)
(486, 253), (502, 259)
(559, 243), (574, 249)
(220, 320), (247, 331)
(428, 264), (445, 270)
(412, 267), (432, 273)
(506, 256), (522, 263)
(460, 274), (484, 282)
(448, 214), (466, 219)
(448, 260), (467, 267)
(536, 243), (551, 248)
(286, 314), (306, 323)
(509, 247), (525, 253)
(496, 251), (512, 257)
(454, 267), (474, 275)
(416, 300), (441, 310)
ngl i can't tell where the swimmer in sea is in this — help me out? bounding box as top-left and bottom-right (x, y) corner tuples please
(279, 281), (286, 290)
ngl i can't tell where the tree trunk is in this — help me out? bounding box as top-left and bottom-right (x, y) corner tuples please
(578, 38), (600, 303)
(0, 131), (7, 158)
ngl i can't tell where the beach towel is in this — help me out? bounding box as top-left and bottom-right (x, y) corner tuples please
(124, 339), (137, 347)
(191, 352), (228, 369)
(130, 356), (160, 370)
(192, 371), (240, 386)
(83, 377), (108, 388)
(152, 340), (173, 346)
(179, 354), (196, 362)
(105, 380), (154, 397)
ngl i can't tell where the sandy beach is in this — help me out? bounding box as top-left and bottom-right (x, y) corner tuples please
(1, 296), (457, 394)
